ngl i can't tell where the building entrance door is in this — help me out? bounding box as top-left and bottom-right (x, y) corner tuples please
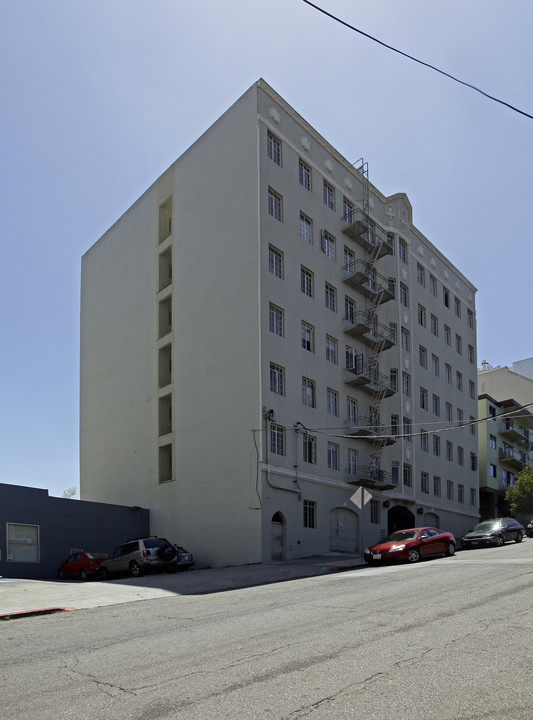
(329, 508), (358, 552)
(387, 506), (415, 534)
(271, 512), (284, 560)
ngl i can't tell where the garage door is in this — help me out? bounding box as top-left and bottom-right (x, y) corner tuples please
(329, 508), (358, 552)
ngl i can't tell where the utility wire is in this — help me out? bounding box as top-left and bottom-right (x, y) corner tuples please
(301, 0), (533, 121)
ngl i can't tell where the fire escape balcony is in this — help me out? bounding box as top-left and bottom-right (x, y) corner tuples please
(345, 417), (396, 446)
(346, 466), (397, 491)
(342, 260), (393, 305)
(344, 357), (396, 397)
(342, 209), (392, 259)
(498, 446), (529, 470)
(344, 311), (395, 350)
(499, 420), (530, 446)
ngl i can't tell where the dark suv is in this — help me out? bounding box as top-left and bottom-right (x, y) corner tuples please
(100, 537), (193, 578)
(460, 518), (524, 549)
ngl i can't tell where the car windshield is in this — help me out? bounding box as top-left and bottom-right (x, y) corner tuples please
(382, 530), (418, 542)
(473, 521), (501, 532)
(87, 552), (110, 559)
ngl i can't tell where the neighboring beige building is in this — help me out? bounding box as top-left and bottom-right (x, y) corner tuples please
(477, 361), (533, 518)
(80, 80), (479, 568)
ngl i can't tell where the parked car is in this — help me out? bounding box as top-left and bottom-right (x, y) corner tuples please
(460, 518), (524, 549)
(99, 537), (193, 578)
(525, 519), (533, 538)
(58, 551), (110, 580)
(364, 527), (456, 564)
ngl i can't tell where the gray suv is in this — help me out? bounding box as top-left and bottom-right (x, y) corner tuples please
(100, 537), (191, 578)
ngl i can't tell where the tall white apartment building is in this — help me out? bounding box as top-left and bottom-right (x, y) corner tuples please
(80, 80), (479, 568)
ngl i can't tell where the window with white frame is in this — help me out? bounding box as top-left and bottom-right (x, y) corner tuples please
(433, 394), (440, 416)
(270, 363), (285, 395)
(400, 283), (409, 307)
(327, 388), (339, 417)
(454, 297), (461, 318)
(467, 309), (474, 329)
(303, 434), (316, 464)
(370, 499), (380, 524)
(458, 484), (464, 503)
(389, 322), (397, 344)
(343, 246), (355, 271)
(301, 266), (313, 297)
(431, 314), (438, 336)
(268, 188), (282, 221)
(433, 435), (441, 456)
(269, 245), (283, 278)
(269, 303), (284, 337)
(430, 275), (437, 297)
(432, 354), (439, 377)
(403, 417), (412, 442)
(321, 230), (335, 260)
(402, 372), (411, 397)
(456, 371), (463, 391)
(325, 335), (338, 364)
(388, 277), (396, 298)
(420, 387), (428, 410)
(399, 238), (407, 263)
(299, 159), (311, 190)
(434, 476), (441, 497)
(446, 402), (453, 422)
(345, 295), (355, 324)
(421, 430), (429, 452)
(419, 345), (427, 369)
(470, 487), (477, 505)
(270, 424), (285, 456)
(489, 434), (497, 449)
(301, 321), (314, 352)
(300, 213), (312, 244)
(444, 325), (451, 346)
(417, 263), (425, 286)
(447, 479), (454, 500)
(445, 363), (452, 385)
(390, 368), (398, 393)
(342, 197), (353, 222)
(457, 408), (464, 425)
(403, 463), (412, 487)
(456, 334), (462, 355)
(346, 397), (358, 423)
(421, 472), (429, 494)
(457, 446), (464, 466)
(401, 327), (410, 352)
(327, 442), (339, 470)
(323, 180), (335, 210)
(267, 130), (281, 165)
(469, 380), (475, 399)
(446, 441), (453, 461)
(347, 448), (358, 475)
(303, 499), (316, 526)
(418, 304), (426, 328)
(468, 344), (474, 364)
(325, 283), (337, 312)
(302, 377), (315, 407)
(7, 523), (39, 563)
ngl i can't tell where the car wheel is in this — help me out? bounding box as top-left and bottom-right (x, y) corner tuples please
(58, 569), (64, 580)
(100, 567), (110, 580)
(496, 535), (505, 546)
(515, 532), (523, 543)
(445, 542), (456, 557)
(79, 568), (88, 581)
(129, 561), (144, 578)
(407, 548), (420, 563)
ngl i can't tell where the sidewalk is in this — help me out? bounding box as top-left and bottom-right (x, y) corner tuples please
(0, 552), (364, 618)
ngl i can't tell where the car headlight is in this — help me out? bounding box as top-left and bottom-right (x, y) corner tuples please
(364, 548), (370, 554)
(388, 544), (406, 552)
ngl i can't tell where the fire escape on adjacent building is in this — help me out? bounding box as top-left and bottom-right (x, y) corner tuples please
(342, 160), (396, 491)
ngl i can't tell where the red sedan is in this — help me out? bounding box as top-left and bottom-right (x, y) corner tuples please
(57, 551), (110, 580)
(364, 527), (456, 564)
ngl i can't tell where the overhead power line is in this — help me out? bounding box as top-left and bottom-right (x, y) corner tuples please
(301, 0), (533, 121)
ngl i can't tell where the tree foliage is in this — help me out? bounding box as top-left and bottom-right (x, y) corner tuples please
(505, 467), (533, 515)
(62, 486), (77, 499)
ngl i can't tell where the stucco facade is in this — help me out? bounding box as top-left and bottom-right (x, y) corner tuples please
(80, 80), (479, 568)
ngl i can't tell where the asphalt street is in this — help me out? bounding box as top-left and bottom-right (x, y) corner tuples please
(1, 541), (532, 720)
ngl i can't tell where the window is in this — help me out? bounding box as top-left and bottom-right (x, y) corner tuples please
(300, 213), (312, 244)
(403, 464), (412, 487)
(419, 346), (427, 369)
(470, 417), (476, 436)
(327, 388), (339, 417)
(342, 197), (354, 222)
(470, 452), (477, 470)
(299, 159), (311, 190)
(302, 377), (315, 407)
(420, 387), (428, 410)
(446, 441), (453, 461)
(388, 278), (396, 298)
(400, 283), (409, 307)
(430, 275), (437, 297)
(401, 327), (410, 352)
(326, 335), (338, 364)
(468, 344), (474, 364)
(457, 446), (464, 466)
(270, 424), (285, 456)
(456, 371), (463, 391)
(421, 472), (429, 494)
(344, 246), (355, 271)
(469, 380), (476, 399)
(430, 315), (438, 336)
(269, 303), (284, 337)
(403, 417), (412, 442)
(269, 245), (283, 278)
(399, 238), (407, 263)
(457, 408), (464, 425)
(458, 484), (464, 503)
(467, 309), (474, 329)
(432, 355), (439, 377)
(417, 263), (425, 286)
(445, 363), (452, 385)
(345, 296), (355, 324)
(443, 287), (450, 307)
(444, 325), (451, 346)
(433, 394), (440, 416)
(270, 363), (285, 395)
(391, 414), (399, 437)
(303, 499), (316, 527)
(345, 345), (357, 371)
(370, 499), (380, 524)
(421, 430), (429, 452)
(7, 523), (39, 563)
(434, 476), (441, 497)
(418, 304), (426, 327)
(347, 448), (358, 475)
(389, 323), (397, 345)
(323, 180), (335, 210)
(301, 322), (314, 352)
(470, 488), (477, 506)
(301, 266), (313, 297)
(391, 460), (400, 485)
(387, 233), (395, 255)
(447, 479), (454, 500)
(347, 397), (358, 423)
(321, 230), (335, 260)
(454, 297), (461, 318)
(303, 435), (316, 464)
(456, 334), (462, 355)
(390, 368), (398, 393)
(433, 435), (441, 456)
(268, 188), (282, 221)
(489, 434), (497, 449)
(402, 372), (411, 397)
(267, 131), (281, 165)
(327, 442), (339, 470)
(325, 283), (337, 312)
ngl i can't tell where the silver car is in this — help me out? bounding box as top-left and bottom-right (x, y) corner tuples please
(100, 537), (183, 578)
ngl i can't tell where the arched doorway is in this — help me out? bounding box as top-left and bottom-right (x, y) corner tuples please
(388, 506), (415, 534)
(329, 508), (358, 552)
(271, 512), (285, 561)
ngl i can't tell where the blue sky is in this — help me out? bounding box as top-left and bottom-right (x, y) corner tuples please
(1, 0), (532, 498)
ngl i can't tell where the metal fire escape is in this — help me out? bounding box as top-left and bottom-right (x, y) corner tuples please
(343, 159), (396, 490)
